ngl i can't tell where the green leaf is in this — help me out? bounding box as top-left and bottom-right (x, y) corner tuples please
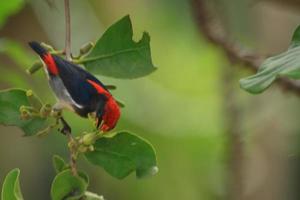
(291, 25), (300, 46)
(52, 155), (89, 187)
(53, 155), (68, 174)
(116, 98), (125, 108)
(240, 25), (300, 94)
(51, 169), (87, 200)
(85, 131), (158, 179)
(0, 1), (24, 28)
(0, 89), (49, 136)
(83, 192), (104, 200)
(78, 171), (89, 186)
(81, 15), (156, 79)
(52, 155), (89, 186)
(1, 168), (23, 200)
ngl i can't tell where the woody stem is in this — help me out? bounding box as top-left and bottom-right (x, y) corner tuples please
(60, 116), (78, 176)
(64, 0), (71, 61)
(62, 0), (78, 176)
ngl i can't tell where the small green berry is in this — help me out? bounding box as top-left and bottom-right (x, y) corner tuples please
(40, 104), (52, 118)
(27, 60), (43, 74)
(82, 133), (96, 146)
(80, 42), (94, 55)
(26, 90), (43, 110)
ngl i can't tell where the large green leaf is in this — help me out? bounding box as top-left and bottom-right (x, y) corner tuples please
(0, 89), (49, 136)
(240, 25), (300, 94)
(51, 169), (87, 200)
(81, 15), (156, 79)
(0, 1), (24, 28)
(85, 131), (158, 179)
(1, 169), (23, 200)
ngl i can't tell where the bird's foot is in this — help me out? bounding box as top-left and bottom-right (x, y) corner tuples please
(59, 117), (71, 135)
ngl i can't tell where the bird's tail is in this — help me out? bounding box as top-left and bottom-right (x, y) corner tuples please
(28, 41), (47, 57)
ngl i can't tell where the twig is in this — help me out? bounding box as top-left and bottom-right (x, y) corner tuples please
(60, 117), (78, 176)
(191, 0), (300, 96)
(62, 0), (77, 176)
(222, 64), (244, 200)
(64, 0), (71, 61)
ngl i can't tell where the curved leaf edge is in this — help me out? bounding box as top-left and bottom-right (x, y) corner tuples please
(84, 131), (158, 180)
(1, 168), (23, 200)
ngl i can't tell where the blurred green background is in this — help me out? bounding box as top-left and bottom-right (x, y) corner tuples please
(1, 0), (300, 200)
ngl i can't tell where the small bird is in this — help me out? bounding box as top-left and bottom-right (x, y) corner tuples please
(28, 41), (120, 132)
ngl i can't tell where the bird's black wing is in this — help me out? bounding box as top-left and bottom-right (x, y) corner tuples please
(53, 55), (107, 108)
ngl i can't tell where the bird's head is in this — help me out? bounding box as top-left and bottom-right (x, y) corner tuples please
(98, 97), (121, 132)
(86, 79), (121, 132)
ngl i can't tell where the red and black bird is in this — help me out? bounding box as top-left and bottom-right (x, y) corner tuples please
(29, 41), (120, 132)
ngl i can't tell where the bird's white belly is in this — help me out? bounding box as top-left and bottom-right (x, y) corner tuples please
(48, 76), (83, 111)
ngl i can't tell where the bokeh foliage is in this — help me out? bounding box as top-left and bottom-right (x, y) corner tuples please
(0, 0), (229, 200)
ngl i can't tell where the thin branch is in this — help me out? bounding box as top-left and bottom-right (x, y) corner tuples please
(191, 0), (300, 96)
(64, 0), (71, 61)
(60, 117), (78, 176)
(61, 0), (77, 176)
(222, 64), (244, 200)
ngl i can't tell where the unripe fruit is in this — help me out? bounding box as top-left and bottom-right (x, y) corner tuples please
(78, 145), (88, 153)
(26, 90), (42, 110)
(88, 145), (95, 152)
(82, 133), (96, 146)
(40, 104), (52, 118)
(20, 109), (31, 120)
(80, 42), (94, 55)
(27, 60), (43, 74)
(40, 42), (54, 51)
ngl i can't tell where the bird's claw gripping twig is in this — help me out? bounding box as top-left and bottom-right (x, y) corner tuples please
(59, 117), (71, 135)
